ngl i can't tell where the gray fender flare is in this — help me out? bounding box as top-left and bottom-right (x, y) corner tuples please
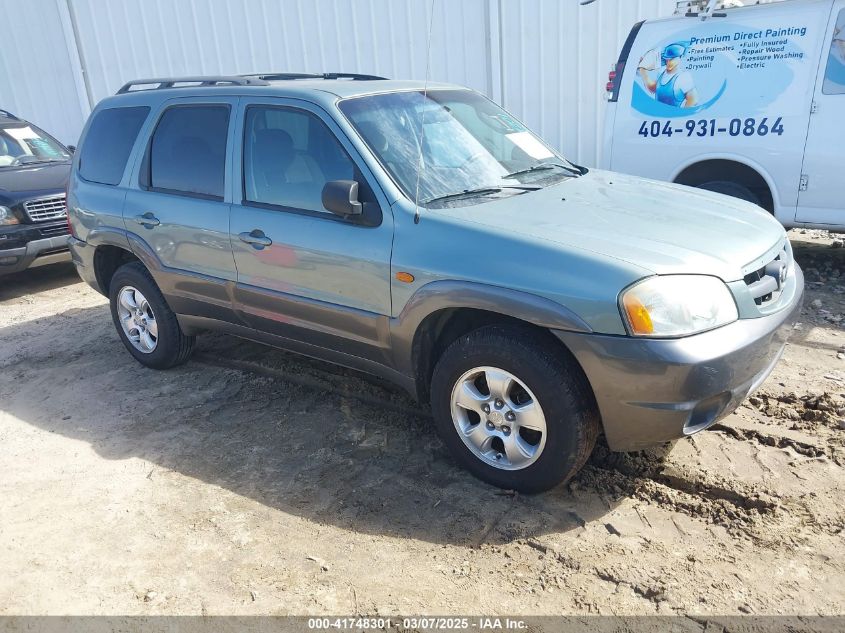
(389, 280), (592, 384)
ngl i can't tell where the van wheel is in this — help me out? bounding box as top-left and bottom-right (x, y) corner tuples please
(696, 180), (761, 207)
(109, 261), (195, 369)
(429, 325), (600, 493)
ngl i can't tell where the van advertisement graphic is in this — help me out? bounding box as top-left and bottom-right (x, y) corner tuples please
(824, 9), (845, 94)
(631, 19), (812, 139)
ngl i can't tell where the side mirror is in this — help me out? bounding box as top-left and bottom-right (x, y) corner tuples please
(66, 145), (76, 154)
(322, 180), (363, 217)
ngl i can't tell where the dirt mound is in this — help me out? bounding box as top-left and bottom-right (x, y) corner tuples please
(747, 390), (844, 431)
(583, 443), (779, 537)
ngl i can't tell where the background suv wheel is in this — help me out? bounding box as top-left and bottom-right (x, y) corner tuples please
(108, 261), (195, 369)
(430, 325), (600, 493)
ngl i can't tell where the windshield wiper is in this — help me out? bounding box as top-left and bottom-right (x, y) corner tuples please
(422, 187), (503, 205)
(503, 162), (582, 179)
(422, 185), (539, 205)
(15, 158), (67, 166)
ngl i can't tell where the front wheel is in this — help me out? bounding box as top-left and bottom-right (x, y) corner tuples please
(430, 326), (600, 493)
(109, 261), (195, 369)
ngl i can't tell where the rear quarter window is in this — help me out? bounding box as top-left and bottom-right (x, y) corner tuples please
(79, 106), (149, 185)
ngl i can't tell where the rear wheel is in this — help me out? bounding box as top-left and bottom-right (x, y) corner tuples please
(109, 261), (194, 369)
(430, 325), (600, 493)
(696, 180), (761, 207)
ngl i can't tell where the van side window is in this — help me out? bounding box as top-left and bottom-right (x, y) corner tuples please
(149, 105), (230, 199)
(79, 106), (149, 185)
(243, 106), (354, 213)
(824, 9), (845, 95)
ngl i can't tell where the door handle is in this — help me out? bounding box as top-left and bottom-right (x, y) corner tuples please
(239, 229), (272, 249)
(134, 212), (160, 228)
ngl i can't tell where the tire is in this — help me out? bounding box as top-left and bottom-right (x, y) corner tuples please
(429, 325), (600, 493)
(696, 180), (761, 207)
(109, 261), (195, 369)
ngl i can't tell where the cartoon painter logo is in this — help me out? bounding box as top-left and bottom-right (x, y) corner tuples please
(639, 42), (700, 108)
(634, 40), (727, 116)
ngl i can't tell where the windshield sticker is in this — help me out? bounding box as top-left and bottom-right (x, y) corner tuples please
(824, 10), (845, 95)
(506, 131), (554, 160)
(6, 126), (39, 141)
(490, 113), (524, 133)
(27, 138), (63, 158)
(632, 23), (809, 118)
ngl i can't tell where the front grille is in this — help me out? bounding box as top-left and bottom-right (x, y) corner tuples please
(40, 224), (69, 238)
(744, 242), (792, 307)
(23, 195), (67, 222)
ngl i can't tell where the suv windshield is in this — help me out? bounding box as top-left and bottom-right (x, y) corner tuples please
(0, 124), (71, 168)
(338, 89), (580, 208)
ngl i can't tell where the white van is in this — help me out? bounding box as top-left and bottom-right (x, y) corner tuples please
(602, 0), (845, 231)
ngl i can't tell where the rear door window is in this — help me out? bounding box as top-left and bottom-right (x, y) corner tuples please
(148, 105), (230, 199)
(79, 106), (149, 185)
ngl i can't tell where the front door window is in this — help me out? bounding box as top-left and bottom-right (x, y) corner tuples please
(243, 106), (355, 213)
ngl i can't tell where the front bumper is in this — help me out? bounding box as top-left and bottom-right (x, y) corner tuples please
(0, 234), (71, 275)
(554, 265), (804, 451)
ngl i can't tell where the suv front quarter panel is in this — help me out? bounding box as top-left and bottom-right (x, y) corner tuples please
(386, 197), (650, 337)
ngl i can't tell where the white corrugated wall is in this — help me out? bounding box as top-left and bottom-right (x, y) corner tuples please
(0, 0), (89, 148)
(0, 0), (675, 165)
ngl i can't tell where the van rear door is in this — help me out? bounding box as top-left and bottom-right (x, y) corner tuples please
(796, 1), (845, 226)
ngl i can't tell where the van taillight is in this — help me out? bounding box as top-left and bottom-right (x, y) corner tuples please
(606, 64), (623, 98)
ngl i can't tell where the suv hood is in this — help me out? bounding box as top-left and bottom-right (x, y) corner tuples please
(454, 169), (785, 282)
(0, 162), (70, 193)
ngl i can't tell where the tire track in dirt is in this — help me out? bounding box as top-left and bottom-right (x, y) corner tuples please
(710, 423), (830, 459)
(577, 460), (779, 537)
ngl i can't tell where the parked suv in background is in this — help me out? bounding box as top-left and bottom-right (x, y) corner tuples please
(0, 109), (73, 275)
(68, 74), (803, 492)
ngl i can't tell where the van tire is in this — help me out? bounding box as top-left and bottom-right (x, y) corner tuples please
(109, 261), (195, 370)
(696, 180), (761, 207)
(429, 325), (600, 493)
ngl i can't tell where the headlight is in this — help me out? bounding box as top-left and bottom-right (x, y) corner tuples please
(0, 205), (19, 226)
(620, 275), (738, 337)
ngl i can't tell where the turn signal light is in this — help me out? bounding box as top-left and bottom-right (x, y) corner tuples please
(395, 271), (415, 284)
(622, 294), (654, 335)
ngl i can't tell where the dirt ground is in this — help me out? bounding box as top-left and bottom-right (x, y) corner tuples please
(0, 229), (843, 618)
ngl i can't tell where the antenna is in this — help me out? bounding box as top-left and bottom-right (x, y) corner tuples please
(413, 0), (437, 225)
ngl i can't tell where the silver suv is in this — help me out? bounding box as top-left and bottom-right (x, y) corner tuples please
(67, 74), (804, 492)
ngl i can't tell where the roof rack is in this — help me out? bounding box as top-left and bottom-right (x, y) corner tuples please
(243, 72), (388, 81)
(0, 108), (19, 120)
(116, 76), (270, 94)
